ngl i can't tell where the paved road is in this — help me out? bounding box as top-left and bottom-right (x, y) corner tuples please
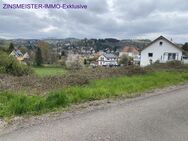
(1, 86), (188, 141)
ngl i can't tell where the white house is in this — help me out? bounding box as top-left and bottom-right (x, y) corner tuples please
(140, 36), (182, 67)
(98, 53), (118, 66)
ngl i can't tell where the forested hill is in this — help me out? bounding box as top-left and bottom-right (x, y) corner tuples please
(0, 38), (151, 51)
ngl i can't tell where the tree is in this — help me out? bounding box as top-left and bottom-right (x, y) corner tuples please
(61, 50), (66, 56)
(8, 43), (14, 53)
(182, 43), (188, 52)
(0, 51), (33, 76)
(84, 59), (87, 65)
(19, 46), (27, 54)
(65, 53), (83, 70)
(37, 41), (50, 64)
(35, 47), (43, 66)
(119, 55), (129, 66)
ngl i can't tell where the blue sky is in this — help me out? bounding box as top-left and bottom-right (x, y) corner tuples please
(0, 0), (188, 43)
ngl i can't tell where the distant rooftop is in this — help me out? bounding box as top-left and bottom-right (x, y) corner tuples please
(103, 53), (117, 59)
(121, 46), (140, 53)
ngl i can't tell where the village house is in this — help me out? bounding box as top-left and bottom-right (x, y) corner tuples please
(9, 49), (30, 63)
(98, 53), (118, 66)
(119, 46), (140, 65)
(119, 46), (139, 58)
(140, 36), (183, 67)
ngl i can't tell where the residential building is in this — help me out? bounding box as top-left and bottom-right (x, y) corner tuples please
(98, 53), (118, 66)
(140, 36), (182, 67)
(119, 46), (139, 58)
(9, 49), (30, 63)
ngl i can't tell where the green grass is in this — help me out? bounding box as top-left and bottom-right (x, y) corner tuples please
(33, 67), (66, 77)
(65, 70), (188, 102)
(1, 70), (188, 118)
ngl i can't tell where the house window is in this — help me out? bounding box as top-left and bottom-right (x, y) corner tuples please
(101, 57), (104, 61)
(168, 53), (176, 60)
(160, 42), (163, 46)
(148, 53), (153, 57)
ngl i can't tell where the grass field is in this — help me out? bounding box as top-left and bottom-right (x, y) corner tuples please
(1, 70), (188, 118)
(33, 67), (66, 77)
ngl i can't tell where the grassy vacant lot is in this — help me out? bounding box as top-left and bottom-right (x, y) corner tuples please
(1, 66), (145, 94)
(1, 70), (188, 118)
(33, 67), (66, 77)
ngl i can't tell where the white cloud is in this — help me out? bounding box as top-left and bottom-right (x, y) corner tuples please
(39, 25), (58, 33)
(0, 0), (188, 42)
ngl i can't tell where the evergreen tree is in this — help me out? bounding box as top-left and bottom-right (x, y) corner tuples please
(8, 43), (14, 53)
(119, 55), (129, 66)
(84, 59), (87, 65)
(182, 43), (188, 52)
(35, 47), (43, 66)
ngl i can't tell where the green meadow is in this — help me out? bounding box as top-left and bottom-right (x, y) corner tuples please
(33, 67), (66, 77)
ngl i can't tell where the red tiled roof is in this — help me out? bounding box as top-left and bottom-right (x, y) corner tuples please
(121, 46), (139, 54)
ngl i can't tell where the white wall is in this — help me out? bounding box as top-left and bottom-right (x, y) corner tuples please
(140, 39), (182, 67)
(98, 55), (118, 66)
(119, 52), (139, 58)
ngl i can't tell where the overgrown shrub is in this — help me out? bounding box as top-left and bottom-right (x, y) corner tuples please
(166, 60), (182, 66)
(66, 61), (83, 70)
(119, 55), (129, 65)
(148, 60), (188, 71)
(0, 51), (33, 76)
(65, 54), (83, 70)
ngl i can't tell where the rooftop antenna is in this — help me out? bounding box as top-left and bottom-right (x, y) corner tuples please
(170, 38), (173, 42)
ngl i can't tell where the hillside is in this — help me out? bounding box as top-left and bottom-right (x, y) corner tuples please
(0, 38), (151, 52)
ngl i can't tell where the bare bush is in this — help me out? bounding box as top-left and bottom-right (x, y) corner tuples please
(65, 54), (83, 70)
